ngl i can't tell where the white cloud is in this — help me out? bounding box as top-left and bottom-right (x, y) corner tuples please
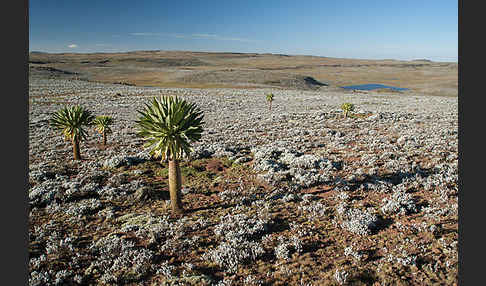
(130, 32), (161, 36)
(68, 44), (78, 48)
(192, 33), (218, 38)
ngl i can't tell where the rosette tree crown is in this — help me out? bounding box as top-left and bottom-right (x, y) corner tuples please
(93, 115), (114, 145)
(136, 96), (204, 161)
(50, 105), (95, 160)
(340, 102), (355, 118)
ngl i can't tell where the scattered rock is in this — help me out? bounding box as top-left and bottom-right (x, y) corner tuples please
(133, 187), (151, 201)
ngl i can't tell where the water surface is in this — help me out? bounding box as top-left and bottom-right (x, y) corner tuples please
(341, 84), (409, 91)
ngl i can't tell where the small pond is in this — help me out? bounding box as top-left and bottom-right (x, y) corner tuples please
(341, 84), (409, 91)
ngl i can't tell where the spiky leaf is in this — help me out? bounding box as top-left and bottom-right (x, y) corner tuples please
(49, 105), (95, 142)
(341, 103), (355, 112)
(93, 115), (114, 135)
(135, 96), (204, 161)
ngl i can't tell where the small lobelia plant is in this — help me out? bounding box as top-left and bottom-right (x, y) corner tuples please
(50, 105), (95, 160)
(93, 115), (114, 146)
(266, 93), (274, 111)
(135, 96), (204, 215)
(340, 102), (355, 118)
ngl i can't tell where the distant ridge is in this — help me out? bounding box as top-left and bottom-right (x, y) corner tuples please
(28, 49), (457, 96)
(412, 59), (433, 62)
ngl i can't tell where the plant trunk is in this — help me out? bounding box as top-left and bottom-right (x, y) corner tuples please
(168, 159), (184, 214)
(103, 132), (107, 146)
(269, 101), (272, 111)
(72, 137), (81, 160)
(343, 110), (348, 119)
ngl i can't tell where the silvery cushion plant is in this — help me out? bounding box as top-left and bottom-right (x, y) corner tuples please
(340, 102), (355, 118)
(203, 211), (271, 273)
(93, 115), (114, 146)
(49, 105), (95, 160)
(135, 96), (204, 215)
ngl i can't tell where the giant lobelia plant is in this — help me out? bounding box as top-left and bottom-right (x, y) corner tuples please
(93, 115), (114, 146)
(135, 96), (204, 214)
(266, 93), (274, 111)
(50, 105), (95, 160)
(340, 102), (355, 119)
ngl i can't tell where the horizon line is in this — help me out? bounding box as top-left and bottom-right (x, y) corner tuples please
(28, 49), (458, 63)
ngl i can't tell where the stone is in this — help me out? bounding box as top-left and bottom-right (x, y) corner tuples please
(233, 156), (251, 165)
(133, 187), (151, 201)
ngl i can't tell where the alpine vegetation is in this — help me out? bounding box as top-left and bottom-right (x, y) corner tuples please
(340, 102), (355, 118)
(266, 93), (274, 111)
(29, 71), (458, 285)
(93, 115), (114, 146)
(251, 145), (335, 189)
(87, 234), (155, 284)
(380, 189), (418, 215)
(49, 105), (95, 160)
(274, 234), (304, 261)
(338, 205), (381, 236)
(298, 200), (328, 220)
(203, 209), (272, 273)
(135, 96), (204, 214)
(334, 269), (350, 285)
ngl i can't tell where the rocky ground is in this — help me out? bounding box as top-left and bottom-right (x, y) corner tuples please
(29, 76), (458, 285)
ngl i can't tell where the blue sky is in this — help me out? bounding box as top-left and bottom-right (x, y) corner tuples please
(29, 0), (458, 62)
